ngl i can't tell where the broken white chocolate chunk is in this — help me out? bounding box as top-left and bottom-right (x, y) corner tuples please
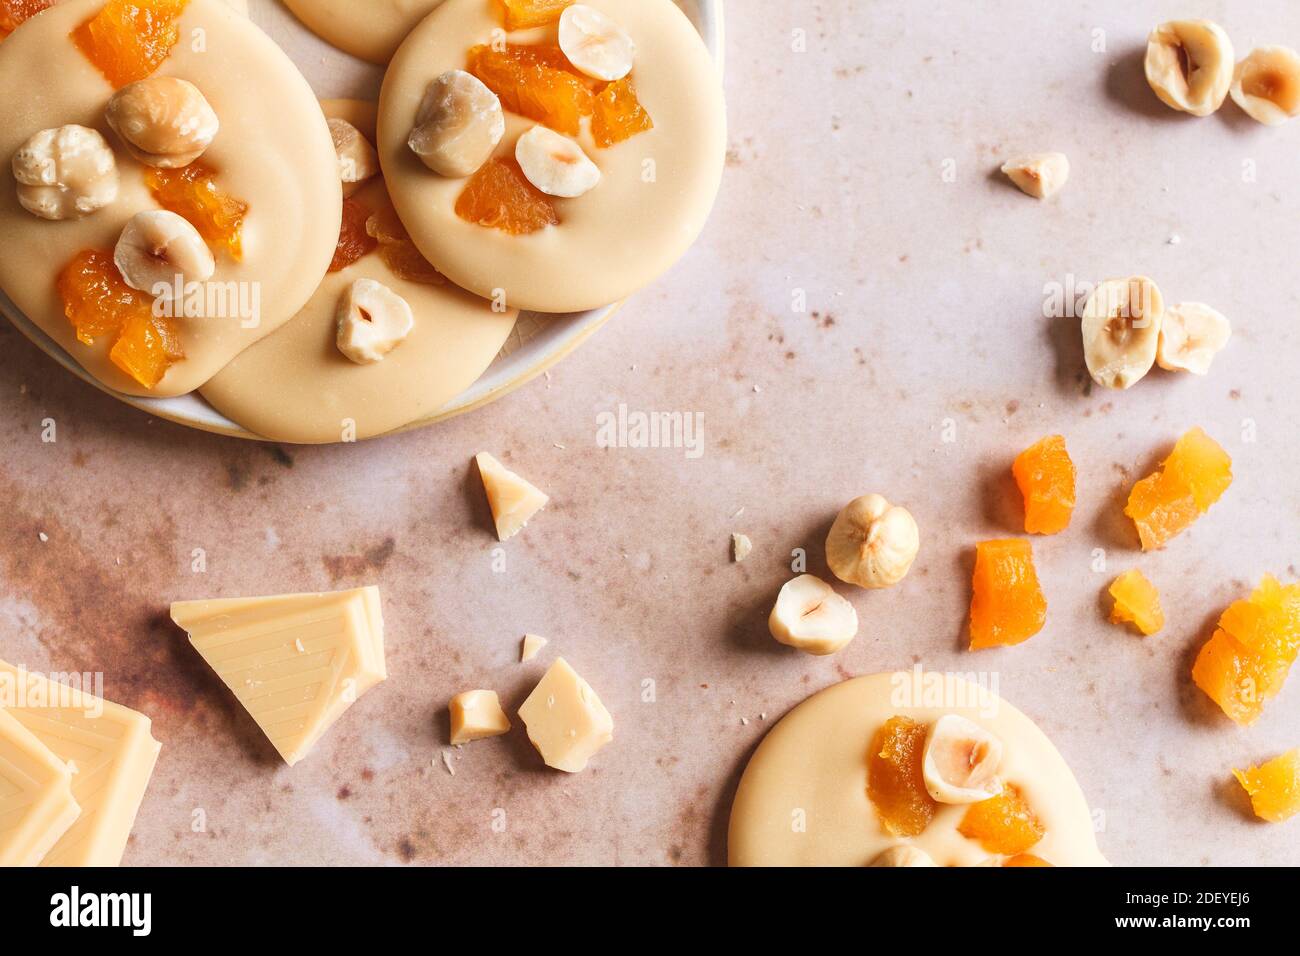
(328, 117), (380, 194)
(449, 690), (511, 744)
(518, 658), (613, 773)
(1156, 302), (1231, 374)
(515, 126), (601, 198)
(408, 70), (505, 178)
(170, 588), (386, 767)
(825, 494), (919, 589)
(475, 452), (549, 541)
(1230, 46), (1300, 126)
(558, 4), (637, 82)
(732, 533), (752, 563)
(114, 209), (215, 293)
(1144, 20), (1234, 116)
(922, 714), (1004, 804)
(336, 278), (415, 365)
(1081, 276), (1164, 389)
(869, 845), (938, 867)
(12, 125), (118, 221)
(520, 633), (548, 662)
(768, 574), (858, 656)
(1000, 152), (1069, 199)
(105, 77), (220, 168)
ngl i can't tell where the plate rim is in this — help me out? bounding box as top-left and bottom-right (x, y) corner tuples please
(0, 0), (724, 443)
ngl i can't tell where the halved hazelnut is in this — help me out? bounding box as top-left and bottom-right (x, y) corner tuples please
(1144, 20), (1234, 116)
(1230, 46), (1300, 126)
(408, 70), (505, 178)
(921, 714), (1004, 804)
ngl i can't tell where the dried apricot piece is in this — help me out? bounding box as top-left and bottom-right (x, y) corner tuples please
(329, 198), (377, 273)
(866, 716), (937, 838)
(468, 43), (593, 136)
(57, 248), (184, 389)
(1233, 749), (1300, 823)
(72, 0), (189, 89)
(591, 76), (654, 148)
(1003, 853), (1053, 867)
(1192, 576), (1300, 725)
(969, 539), (1047, 650)
(145, 162), (248, 260)
(958, 784), (1044, 855)
(0, 0), (52, 40)
(1012, 434), (1075, 535)
(1125, 427), (1232, 550)
(455, 157), (558, 235)
(1109, 569), (1164, 636)
(494, 0), (571, 31)
(365, 206), (445, 285)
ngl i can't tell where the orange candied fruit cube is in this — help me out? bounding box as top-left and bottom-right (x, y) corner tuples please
(0, 0), (52, 40)
(866, 715), (936, 838)
(468, 43), (593, 136)
(1125, 427), (1232, 551)
(57, 248), (184, 389)
(493, 0), (571, 31)
(958, 783), (1045, 855)
(1191, 575), (1300, 725)
(71, 0), (189, 89)
(1012, 434), (1075, 535)
(365, 205), (445, 285)
(968, 539), (1047, 650)
(1003, 853), (1054, 867)
(329, 197), (377, 273)
(455, 157), (558, 235)
(1233, 749), (1300, 823)
(1108, 569), (1164, 636)
(591, 76), (653, 148)
(145, 162), (248, 261)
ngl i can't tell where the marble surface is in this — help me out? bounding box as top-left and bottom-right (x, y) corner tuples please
(3, 0), (1300, 866)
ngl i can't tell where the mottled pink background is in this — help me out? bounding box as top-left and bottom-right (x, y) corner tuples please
(2, 0), (1299, 865)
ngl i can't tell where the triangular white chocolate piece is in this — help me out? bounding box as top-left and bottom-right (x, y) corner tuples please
(0, 660), (160, 867)
(0, 706), (80, 866)
(170, 587), (386, 767)
(476, 452), (549, 541)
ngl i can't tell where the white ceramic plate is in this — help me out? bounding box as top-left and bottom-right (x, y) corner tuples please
(0, 0), (724, 441)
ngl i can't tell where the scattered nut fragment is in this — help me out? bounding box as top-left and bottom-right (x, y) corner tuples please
(732, 532), (752, 563)
(408, 69), (505, 178)
(335, 277), (414, 365)
(520, 633), (548, 662)
(921, 715), (1004, 804)
(1081, 276), (1164, 390)
(1000, 152), (1069, 199)
(475, 452), (549, 541)
(515, 125), (601, 198)
(825, 494), (920, 589)
(11, 125), (118, 220)
(868, 845), (937, 867)
(114, 210), (215, 293)
(1144, 20), (1234, 116)
(1230, 46), (1300, 126)
(328, 117), (379, 195)
(449, 690), (511, 744)
(1156, 302), (1231, 375)
(768, 574), (858, 656)
(105, 77), (219, 168)
(558, 4), (636, 82)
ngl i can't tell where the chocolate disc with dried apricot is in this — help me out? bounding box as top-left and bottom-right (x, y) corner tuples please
(0, 0), (340, 397)
(377, 0), (725, 313)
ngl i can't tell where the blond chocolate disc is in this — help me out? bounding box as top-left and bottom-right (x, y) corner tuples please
(282, 0), (445, 65)
(728, 672), (1109, 867)
(199, 101), (518, 444)
(378, 0), (726, 314)
(0, 0), (340, 397)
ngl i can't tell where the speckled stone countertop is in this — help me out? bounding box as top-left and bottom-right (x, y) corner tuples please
(2, 0), (1299, 866)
